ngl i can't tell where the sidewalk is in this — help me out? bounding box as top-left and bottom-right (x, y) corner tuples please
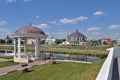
(0, 58), (9, 62)
(0, 60), (49, 76)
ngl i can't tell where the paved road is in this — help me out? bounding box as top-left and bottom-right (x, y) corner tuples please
(0, 60), (49, 76)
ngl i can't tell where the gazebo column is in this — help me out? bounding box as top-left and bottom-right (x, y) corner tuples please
(13, 38), (17, 55)
(24, 38), (27, 54)
(35, 38), (40, 59)
(18, 38), (21, 59)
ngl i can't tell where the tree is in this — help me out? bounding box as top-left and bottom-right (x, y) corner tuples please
(5, 39), (12, 44)
(0, 39), (5, 44)
(55, 39), (66, 44)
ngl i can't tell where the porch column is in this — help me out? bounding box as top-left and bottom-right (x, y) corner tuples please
(35, 38), (40, 59)
(24, 38), (27, 54)
(13, 38), (17, 55)
(18, 38), (21, 58)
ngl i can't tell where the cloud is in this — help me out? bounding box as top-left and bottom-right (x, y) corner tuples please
(24, 0), (31, 2)
(0, 20), (7, 25)
(35, 23), (50, 28)
(49, 21), (61, 25)
(0, 27), (9, 33)
(4, 0), (16, 3)
(59, 18), (76, 24)
(86, 27), (100, 31)
(93, 11), (105, 16)
(46, 30), (68, 39)
(0, 27), (12, 38)
(92, 32), (101, 35)
(50, 21), (57, 24)
(59, 16), (88, 24)
(4, 0), (32, 3)
(75, 16), (88, 21)
(108, 24), (120, 30)
(36, 16), (40, 18)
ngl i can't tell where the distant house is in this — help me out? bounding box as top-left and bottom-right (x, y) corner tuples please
(117, 39), (120, 45)
(46, 37), (56, 45)
(5, 35), (13, 44)
(65, 29), (87, 46)
(101, 38), (112, 45)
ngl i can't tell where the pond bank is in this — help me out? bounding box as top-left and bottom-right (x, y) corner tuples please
(0, 46), (108, 58)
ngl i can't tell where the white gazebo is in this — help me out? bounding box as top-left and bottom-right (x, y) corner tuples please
(13, 23), (47, 63)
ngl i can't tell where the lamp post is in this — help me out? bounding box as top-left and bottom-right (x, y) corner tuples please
(0, 40), (1, 53)
(44, 41), (46, 63)
(85, 46), (88, 62)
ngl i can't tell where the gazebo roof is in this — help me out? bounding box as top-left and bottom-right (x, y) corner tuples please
(13, 24), (47, 38)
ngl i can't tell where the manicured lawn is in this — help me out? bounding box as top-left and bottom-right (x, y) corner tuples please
(0, 59), (104, 80)
(0, 46), (108, 58)
(0, 56), (13, 59)
(0, 61), (18, 68)
(55, 45), (111, 50)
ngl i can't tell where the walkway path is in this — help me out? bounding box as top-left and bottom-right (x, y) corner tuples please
(0, 58), (9, 62)
(56, 60), (92, 63)
(112, 58), (119, 80)
(0, 60), (49, 76)
(0, 59), (93, 76)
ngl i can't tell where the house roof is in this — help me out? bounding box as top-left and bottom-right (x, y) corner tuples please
(69, 29), (86, 38)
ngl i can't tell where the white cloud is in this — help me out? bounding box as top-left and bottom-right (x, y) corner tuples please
(108, 24), (120, 30)
(50, 21), (57, 24)
(36, 16), (40, 18)
(75, 16), (88, 21)
(50, 21), (61, 25)
(0, 20), (7, 25)
(0, 27), (9, 33)
(5, 0), (16, 3)
(4, 0), (32, 3)
(0, 27), (12, 38)
(46, 30), (68, 39)
(93, 11), (105, 16)
(59, 18), (76, 24)
(86, 27), (100, 31)
(24, 0), (31, 2)
(59, 16), (88, 24)
(36, 23), (50, 29)
(92, 32), (101, 35)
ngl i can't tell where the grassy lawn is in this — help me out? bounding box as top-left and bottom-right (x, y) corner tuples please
(0, 46), (109, 58)
(0, 56), (13, 59)
(55, 45), (111, 50)
(0, 59), (104, 80)
(0, 61), (18, 68)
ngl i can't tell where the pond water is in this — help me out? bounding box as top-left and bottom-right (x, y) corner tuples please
(43, 53), (101, 62)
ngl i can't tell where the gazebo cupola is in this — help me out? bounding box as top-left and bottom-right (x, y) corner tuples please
(13, 23), (47, 63)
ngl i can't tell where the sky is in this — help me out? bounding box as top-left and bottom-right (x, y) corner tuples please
(0, 0), (120, 40)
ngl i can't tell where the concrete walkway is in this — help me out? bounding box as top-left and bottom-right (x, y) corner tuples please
(0, 58), (9, 62)
(56, 60), (92, 64)
(0, 60), (49, 76)
(112, 58), (119, 80)
(0, 59), (93, 76)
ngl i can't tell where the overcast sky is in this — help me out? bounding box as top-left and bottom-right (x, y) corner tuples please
(0, 0), (120, 40)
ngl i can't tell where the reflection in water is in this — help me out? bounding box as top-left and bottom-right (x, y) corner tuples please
(43, 53), (101, 62)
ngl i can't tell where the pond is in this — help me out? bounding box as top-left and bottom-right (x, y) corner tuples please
(43, 53), (101, 62)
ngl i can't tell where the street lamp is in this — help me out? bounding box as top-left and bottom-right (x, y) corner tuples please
(44, 40), (46, 63)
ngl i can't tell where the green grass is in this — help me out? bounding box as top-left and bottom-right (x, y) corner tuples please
(0, 59), (104, 80)
(55, 45), (111, 50)
(0, 56), (13, 59)
(0, 45), (108, 58)
(0, 61), (18, 68)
